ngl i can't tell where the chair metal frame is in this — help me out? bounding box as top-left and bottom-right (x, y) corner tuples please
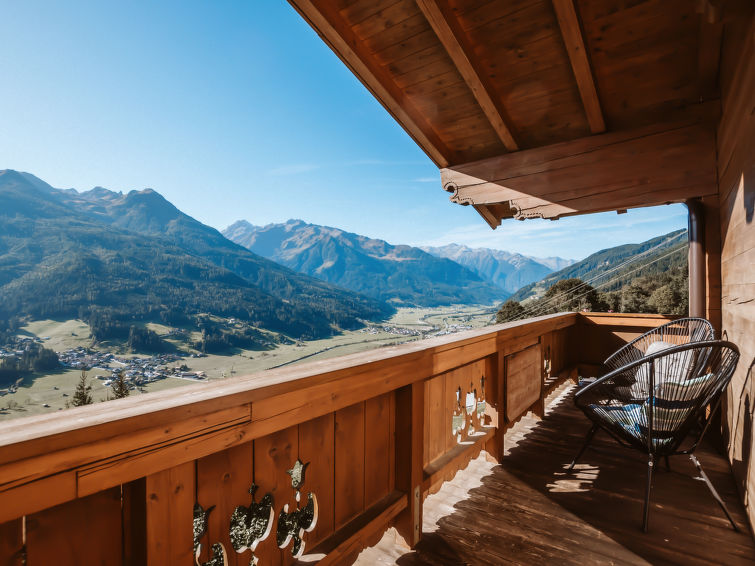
(568, 339), (741, 532)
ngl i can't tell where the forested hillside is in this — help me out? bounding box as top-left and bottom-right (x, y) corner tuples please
(510, 229), (688, 302)
(0, 170), (390, 341)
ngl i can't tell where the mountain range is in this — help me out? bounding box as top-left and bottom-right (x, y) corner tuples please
(223, 220), (569, 306)
(420, 244), (574, 294)
(0, 170), (389, 339)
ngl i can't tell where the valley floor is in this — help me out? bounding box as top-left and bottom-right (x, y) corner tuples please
(0, 305), (495, 421)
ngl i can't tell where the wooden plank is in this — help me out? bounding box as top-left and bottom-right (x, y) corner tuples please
(77, 406), (252, 497)
(26, 487), (122, 566)
(288, 0), (453, 167)
(253, 425), (298, 566)
(197, 442), (253, 566)
(394, 381), (424, 547)
(416, 0), (519, 150)
(696, 1), (724, 99)
(505, 343), (542, 422)
(364, 393), (393, 508)
(123, 479), (147, 566)
(334, 402), (366, 529)
(0, 519), (23, 566)
(424, 374), (446, 466)
(552, 0), (605, 133)
(423, 427), (494, 494)
(306, 491), (407, 565)
(0, 471), (76, 525)
(145, 461), (195, 566)
(298, 413), (336, 548)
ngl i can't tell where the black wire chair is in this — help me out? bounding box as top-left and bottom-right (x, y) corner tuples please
(603, 317), (715, 373)
(568, 339), (740, 532)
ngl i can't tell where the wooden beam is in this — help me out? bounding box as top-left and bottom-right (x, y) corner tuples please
(442, 111), (718, 221)
(288, 0), (453, 167)
(696, 0), (724, 100)
(472, 204), (501, 229)
(552, 0), (605, 134)
(416, 0), (519, 151)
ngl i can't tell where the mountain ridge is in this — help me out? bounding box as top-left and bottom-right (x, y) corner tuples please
(0, 170), (390, 340)
(420, 243), (574, 294)
(223, 219), (504, 307)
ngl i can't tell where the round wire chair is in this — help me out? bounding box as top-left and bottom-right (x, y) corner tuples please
(603, 317), (715, 373)
(569, 339), (740, 532)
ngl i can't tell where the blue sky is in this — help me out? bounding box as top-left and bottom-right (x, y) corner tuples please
(0, 1), (687, 260)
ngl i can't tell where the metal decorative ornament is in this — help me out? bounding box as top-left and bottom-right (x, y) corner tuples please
(229, 483), (275, 565)
(276, 459), (318, 558)
(194, 503), (229, 566)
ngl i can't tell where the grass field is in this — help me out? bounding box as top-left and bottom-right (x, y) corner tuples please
(0, 305), (496, 421)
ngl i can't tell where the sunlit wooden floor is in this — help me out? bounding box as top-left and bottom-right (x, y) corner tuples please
(357, 385), (755, 565)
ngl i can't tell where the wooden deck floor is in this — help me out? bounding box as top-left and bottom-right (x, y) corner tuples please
(357, 386), (755, 565)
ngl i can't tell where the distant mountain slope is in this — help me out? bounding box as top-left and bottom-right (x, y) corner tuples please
(0, 170), (389, 339)
(420, 243), (574, 294)
(223, 220), (503, 306)
(510, 229), (688, 302)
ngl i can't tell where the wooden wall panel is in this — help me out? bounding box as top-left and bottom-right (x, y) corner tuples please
(717, 1), (755, 534)
(26, 487), (122, 566)
(197, 442), (253, 566)
(505, 344), (541, 421)
(424, 374), (446, 466)
(0, 519), (23, 566)
(298, 413), (335, 548)
(254, 426), (297, 566)
(334, 402), (365, 529)
(364, 393), (393, 507)
(145, 462), (194, 566)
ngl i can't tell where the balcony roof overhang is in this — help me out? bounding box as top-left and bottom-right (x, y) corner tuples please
(288, 0), (725, 226)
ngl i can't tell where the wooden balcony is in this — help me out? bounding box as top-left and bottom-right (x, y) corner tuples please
(0, 313), (752, 565)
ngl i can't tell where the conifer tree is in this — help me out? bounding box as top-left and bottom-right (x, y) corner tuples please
(112, 372), (130, 399)
(72, 370), (93, 407)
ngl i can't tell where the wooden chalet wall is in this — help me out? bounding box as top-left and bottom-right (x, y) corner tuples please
(718, 1), (755, 531)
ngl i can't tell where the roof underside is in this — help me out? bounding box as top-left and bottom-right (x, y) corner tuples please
(290, 0), (728, 225)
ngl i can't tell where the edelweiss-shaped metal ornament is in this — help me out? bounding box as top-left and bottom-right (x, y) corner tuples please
(193, 503), (228, 566)
(451, 385), (465, 442)
(476, 376), (487, 420)
(229, 483), (275, 564)
(276, 459), (318, 558)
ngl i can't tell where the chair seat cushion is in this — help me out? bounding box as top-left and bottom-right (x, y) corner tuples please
(641, 373), (715, 435)
(630, 340), (692, 398)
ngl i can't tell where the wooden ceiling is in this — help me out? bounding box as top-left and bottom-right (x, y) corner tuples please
(289, 0), (725, 226)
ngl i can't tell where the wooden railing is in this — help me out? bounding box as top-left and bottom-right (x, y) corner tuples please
(0, 312), (675, 565)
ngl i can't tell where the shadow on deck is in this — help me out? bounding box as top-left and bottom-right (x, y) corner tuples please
(358, 386), (755, 565)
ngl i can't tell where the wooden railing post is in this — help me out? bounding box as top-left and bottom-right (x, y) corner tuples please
(394, 381), (424, 547)
(486, 352), (505, 463)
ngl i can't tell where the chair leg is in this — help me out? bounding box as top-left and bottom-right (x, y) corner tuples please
(567, 424), (598, 472)
(664, 455), (671, 472)
(689, 454), (739, 532)
(642, 455), (655, 533)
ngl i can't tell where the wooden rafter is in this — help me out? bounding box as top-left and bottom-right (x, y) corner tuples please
(472, 204), (501, 229)
(289, 0), (454, 167)
(552, 0), (606, 134)
(696, 0), (724, 99)
(416, 0), (519, 152)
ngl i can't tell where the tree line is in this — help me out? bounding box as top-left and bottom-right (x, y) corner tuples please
(497, 267), (689, 323)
